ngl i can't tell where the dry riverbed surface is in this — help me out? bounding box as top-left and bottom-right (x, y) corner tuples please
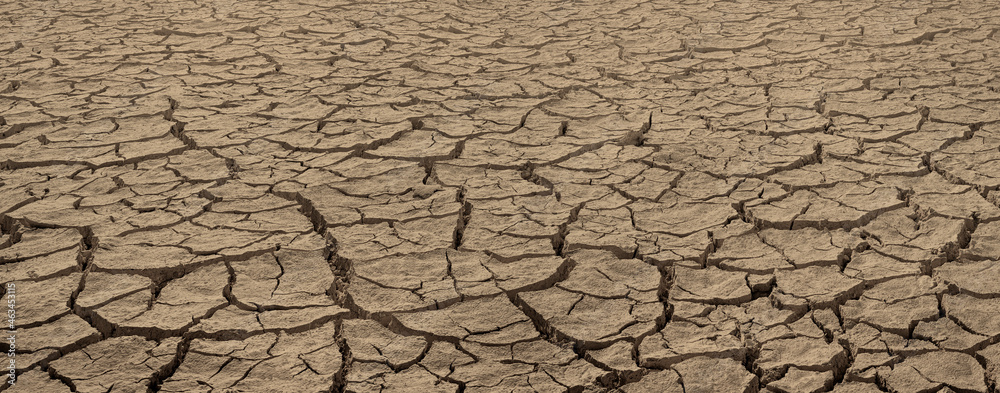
(2, 0), (1000, 392)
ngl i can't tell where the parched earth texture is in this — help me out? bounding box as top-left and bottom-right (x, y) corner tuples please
(3, 0), (1000, 392)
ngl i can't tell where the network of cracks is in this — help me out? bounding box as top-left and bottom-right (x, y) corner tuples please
(3, 0), (1000, 392)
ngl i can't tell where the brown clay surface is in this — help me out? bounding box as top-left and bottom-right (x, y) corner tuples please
(1, 0), (999, 392)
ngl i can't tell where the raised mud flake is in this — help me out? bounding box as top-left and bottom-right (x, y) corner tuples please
(563, 206), (649, 258)
(673, 356), (759, 393)
(910, 188), (1000, 224)
(813, 307), (843, 337)
(208, 193), (296, 214)
(668, 170), (744, 201)
(10, 273), (81, 326)
(203, 181), (269, 200)
(755, 337), (848, 384)
(883, 171), (1000, 221)
(0, 248), (80, 285)
(342, 319), (427, 370)
(458, 209), (560, 260)
(585, 340), (642, 374)
(824, 90), (916, 119)
(346, 366), (459, 393)
(9, 313), (99, 356)
(707, 231), (794, 274)
(840, 281), (940, 336)
(74, 272), (154, 334)
(881, 351), (987, 393)
(644, 130), (818, 178)
(767, 367), (834, 393)
(842, 250), (922, 284)
(118, 133), (188, 162)
(638, 321), (744, 368)
(450, 339), (607, 393)
(619, 369), (685, 393)
(534, 162), (649, 187)
(90, 243), (198, 274)
(418, 341), (474, 380)
(3, 369), (72, 392)
(772, 266), (864, 309)
(368, 130), (462, 161)
(48, 336), (182, 393)
(517, 249), (662, 348)
(896, 121), (972, 154)
(750, 312), (829, 346)
(165, 150), (231, 182)
(942, 294), (1000, 338)
(765, 106), (829, 136)
(190, 305), (349, 338)
(472, 192), (574, 220)
(556, 145), (654, 172)
(394, 295), (538, 345)
(327, 216), (457, 262)
(349, 249), (566, 314)
(858, 208), (964, 265)
(669, 266), (751, 305)
(116, 263), (229, 337)
(358, 188), (462, 221)
(612, 166), (683, 201)
(962, 220), (1000, 261)
(766, 161), (867, 190)
(545, 100), (638, 136)
(229, 249), (336, 310)
(302, 161), (425, 196)
(768, 143), (930, 185)
(266, 120), (409, 152)
(420, 114), (512, 139)
(636, 230), (716, 269)
(192, 206), (315, 234)
(300, 185), (460, 227)
(0, 227), (81, 263)
(861, 275), (942, 304)
(433, 164), (549, 200)
(630, 196), (739, 237)
(174, 115), (284, 149)
(178, 227), (274, 256)
(843, 143), (927, 176)
(843, 349), (899, 384)
(448, 138), (587, 168)
(444, 361), (536, 392)
(0, 186), (38, 219)
(929, 125), (1000, 190)
(5, 195), (106, 228)
(840, 322), (936, 359)
(928, 102), (1000, 125)
(727, 297), (798, 343)
(758, 227), (857, 268)
(912, 317), (989, 353)
(0, 140), (120, 169)
(827, 112), (922, 142)
(934, 259), (1000, 297)
(745, 182), (905, 230)
(162, 322), (341, 393)
(261, 96), (334, 121)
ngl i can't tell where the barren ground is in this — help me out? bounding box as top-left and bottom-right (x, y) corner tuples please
(2, 0), (1000, 392)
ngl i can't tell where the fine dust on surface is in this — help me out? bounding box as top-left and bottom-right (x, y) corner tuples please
(1, 0), (999, 392)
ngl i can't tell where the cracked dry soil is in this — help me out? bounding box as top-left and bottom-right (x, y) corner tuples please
(2, 0), (1000, 392)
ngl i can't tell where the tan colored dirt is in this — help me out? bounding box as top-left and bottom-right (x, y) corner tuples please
(1, 0), (999, 391)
